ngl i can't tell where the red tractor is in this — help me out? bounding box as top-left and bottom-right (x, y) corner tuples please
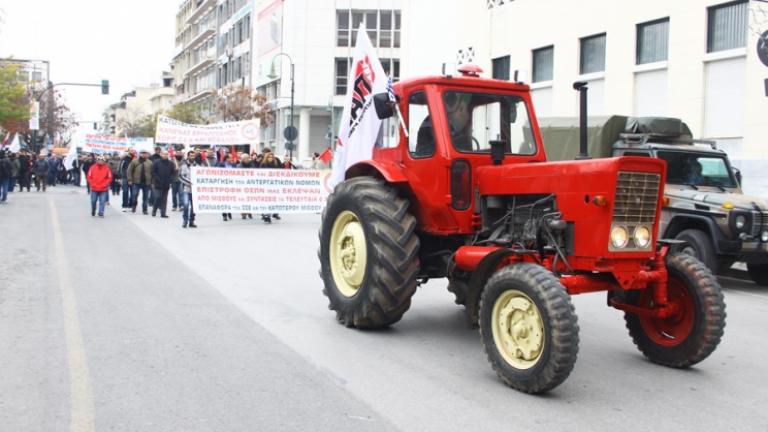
(318, 65), (726, 394)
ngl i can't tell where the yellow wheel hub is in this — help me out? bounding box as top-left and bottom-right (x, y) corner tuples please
(329, 211), (368, 297)
(491, 289), (545, 369)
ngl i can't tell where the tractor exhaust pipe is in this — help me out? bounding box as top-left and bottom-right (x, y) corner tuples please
(573, 81), (591, 160)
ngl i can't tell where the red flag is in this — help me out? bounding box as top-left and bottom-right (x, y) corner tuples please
(319, 148), (333, 164)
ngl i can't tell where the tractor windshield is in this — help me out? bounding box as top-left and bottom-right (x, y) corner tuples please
(442, 91), (537, 155)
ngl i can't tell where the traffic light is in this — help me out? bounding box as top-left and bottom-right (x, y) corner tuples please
(101, 79), (109, 95)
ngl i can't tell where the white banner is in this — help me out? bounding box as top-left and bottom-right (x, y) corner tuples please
(330, 25), (388, 187)
(191, 167), (332, 214)
(82, 135), (155, 154)
(29, 101), (40, 131)
(156, 116), (260, 146)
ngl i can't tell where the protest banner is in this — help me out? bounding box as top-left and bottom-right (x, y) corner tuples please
(83, 135), (129, 154)
(155, 116), (260, 146)
(191, 167), (332, 214)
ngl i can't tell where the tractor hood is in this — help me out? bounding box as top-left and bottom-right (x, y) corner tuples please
(665, 185), (768, 213)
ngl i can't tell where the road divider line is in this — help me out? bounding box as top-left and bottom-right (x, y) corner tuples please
(50, 199), (95, 432)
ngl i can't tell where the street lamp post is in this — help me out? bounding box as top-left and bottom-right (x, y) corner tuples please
(267, 53), (295, 161)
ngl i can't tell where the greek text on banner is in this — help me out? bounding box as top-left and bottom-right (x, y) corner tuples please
(156, 116), (260, 146)
(191, 167), (332, 214)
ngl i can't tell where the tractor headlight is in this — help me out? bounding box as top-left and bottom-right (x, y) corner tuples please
(611, 226), (629, 249)
(762, 231), (768, 242)
(735, 215), (747, 230)
(633, 226), (652, 249)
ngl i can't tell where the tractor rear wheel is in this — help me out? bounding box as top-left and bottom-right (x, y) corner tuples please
(478, 264), (579, 394)
(318, 177), (420, 329)
(624, 254), (726, 368)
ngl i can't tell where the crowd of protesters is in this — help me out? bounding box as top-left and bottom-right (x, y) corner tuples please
(0, 145), (330, 228)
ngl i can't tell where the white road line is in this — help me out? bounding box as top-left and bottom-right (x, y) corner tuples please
(50, 199), (95, 432)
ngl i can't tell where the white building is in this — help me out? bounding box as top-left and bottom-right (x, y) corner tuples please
(401, 0), (768, 198)
(252, 0), (402, 162)
(103, 76), (176, 136)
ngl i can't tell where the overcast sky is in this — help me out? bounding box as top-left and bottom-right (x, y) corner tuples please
(0, 0), (178, 135)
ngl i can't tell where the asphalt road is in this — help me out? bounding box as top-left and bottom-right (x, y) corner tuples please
(1, 186), (767, 432)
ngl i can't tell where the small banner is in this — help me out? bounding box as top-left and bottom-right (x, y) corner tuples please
(156, 116), (260, 146)
(83, 135), (129, 153)
(191, 167), (332, 214)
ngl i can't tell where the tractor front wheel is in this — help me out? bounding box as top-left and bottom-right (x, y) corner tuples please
(319, 177), (420, 329)
(624, 254), (726, 367)
(479, 264), (579, 394)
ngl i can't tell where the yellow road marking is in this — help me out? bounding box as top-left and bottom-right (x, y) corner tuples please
(50, 199), (95, 432)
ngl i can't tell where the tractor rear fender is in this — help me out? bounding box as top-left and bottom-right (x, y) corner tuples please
(464, 248), (516, 325)
(346, 160), (408, 184)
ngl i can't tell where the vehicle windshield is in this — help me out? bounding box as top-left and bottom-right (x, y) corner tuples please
(657, 151), (737, 188)
(442, 91), (537, 155)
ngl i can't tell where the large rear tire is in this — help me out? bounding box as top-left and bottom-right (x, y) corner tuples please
(319, 177), (420, 328)
(478, 264), (579, 394)
(624, 254), (726, 367)
(747, 263), (768, 287)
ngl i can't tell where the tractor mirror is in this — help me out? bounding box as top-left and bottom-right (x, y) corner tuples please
(373, 93), (395, 120)
(732, 167), (742, 187)
(490, 140), (507, 165)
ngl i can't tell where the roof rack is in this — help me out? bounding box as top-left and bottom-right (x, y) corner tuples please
(620, 133), (718, 150)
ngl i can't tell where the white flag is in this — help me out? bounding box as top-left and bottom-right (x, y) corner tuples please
(63, 142), (77, 170)
(8, 133), (21, 153)
(330, 25), (388, 187)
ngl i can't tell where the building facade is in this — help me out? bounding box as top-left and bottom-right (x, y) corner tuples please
(252, 0), (402, 162)
(401, 0), (768, 198)
(103, 74), (176, 136)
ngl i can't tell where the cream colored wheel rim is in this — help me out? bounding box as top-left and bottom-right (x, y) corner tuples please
(491, 289), (545, 369)
(329, 211), (368, 297)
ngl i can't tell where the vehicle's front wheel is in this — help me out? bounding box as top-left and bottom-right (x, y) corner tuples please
(318, 177), (420, 329)
(624, 254), (726, 367)
(675, 229), (716, 272)
(478, 264), (579, 394)
(747, 263), (768, 287)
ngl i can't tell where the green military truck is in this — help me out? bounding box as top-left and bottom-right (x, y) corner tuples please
(540, 115), (768, 286)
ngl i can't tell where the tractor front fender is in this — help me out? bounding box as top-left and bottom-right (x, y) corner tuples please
(465, 248), (516, 326)
(346, 160), (408, 184)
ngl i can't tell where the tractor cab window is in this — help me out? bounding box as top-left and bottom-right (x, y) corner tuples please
(443, 91), (537, 155)
(408, 91), (435, 158)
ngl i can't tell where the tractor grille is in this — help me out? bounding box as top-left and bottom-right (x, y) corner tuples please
(613, 172), (661, 225)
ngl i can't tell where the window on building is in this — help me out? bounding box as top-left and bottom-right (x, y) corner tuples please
(580, 33), (606, 75)
(532, 46), (554, 82)
(337, 9), (401, 48)
(492, 56), (510, 80)
(381, 58), (400, 81)
(707, 1), (748, 53)
(637, 18), (669, 64)
(335, 58), (350, 95)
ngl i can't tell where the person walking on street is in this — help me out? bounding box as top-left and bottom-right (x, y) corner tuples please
(238, 153), (255, 220)
(108, 153), (122, 196)
(33, 155), (49, 192)
(171, 153), (182, 211)
(179, 150), (197, 228)
(216, 154), (235, 221)
(17, 151), (31, 192)
(151, 150), (175, 218)
(0, 151), (12, 203)
(119, 151), (133, 211)
(127, 150), (153, 214)
(9, 153), (20, 192)
(259, 151), (282, 223)
(81, 155), (94, 193)
(87, 155), (112, 217)
(46, 155), (59, 187)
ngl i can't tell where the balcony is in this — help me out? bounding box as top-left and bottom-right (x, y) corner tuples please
(186, 25), (215, 51)
(186, 0), (216, 25)
(187, 88), (213, 104)
(185, 55), (215, 77)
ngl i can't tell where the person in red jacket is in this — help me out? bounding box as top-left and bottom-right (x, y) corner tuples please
(87, 155), (113, 217)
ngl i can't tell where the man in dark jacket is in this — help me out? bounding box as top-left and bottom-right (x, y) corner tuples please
(33, 155), (49, 192)
(0, 151), (12, 203)
(46, 155), (59, 186)
(127, 150), (153, 214)
(81, 155), (94, 192)
(171, 153), (183, 211)
(119, 151), (133, 211)
(17, 151), (31, 192)
(151, 150), (175, 218)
